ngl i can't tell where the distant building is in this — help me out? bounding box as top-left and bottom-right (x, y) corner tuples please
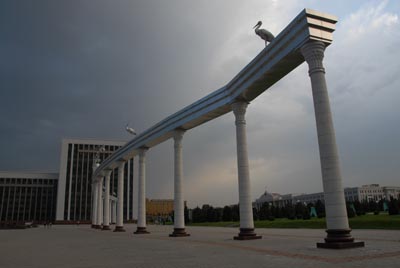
(146, 199), (174, 218)
(0, 171), (58, 224)
(55, 138), (134, 223)
(255, 184), (400, 207)
(254, 191), (292, 209)
(145, 199), (188, 221)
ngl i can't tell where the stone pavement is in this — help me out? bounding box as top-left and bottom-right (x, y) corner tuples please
(0, 224), (399, 268)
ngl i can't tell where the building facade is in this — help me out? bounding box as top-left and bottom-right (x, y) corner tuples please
(255, 184), (400, 207)
(146, 199), (174, 218)
(56, 138), (134, 223)
(0, 171), (58, 224)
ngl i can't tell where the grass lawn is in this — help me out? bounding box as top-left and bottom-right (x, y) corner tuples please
(188, 213), (400, 229)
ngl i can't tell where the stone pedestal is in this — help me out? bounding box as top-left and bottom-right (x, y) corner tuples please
(114, 226), (126, 232)
(234, 228), (262, 240)
(170, 228), (190, 237)
(301, 41), (364, 249)
(134, 227), (150, 234)
(317, 229), (365, 249)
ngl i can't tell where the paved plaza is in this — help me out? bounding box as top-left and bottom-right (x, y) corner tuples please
(1, 224), (399, 268)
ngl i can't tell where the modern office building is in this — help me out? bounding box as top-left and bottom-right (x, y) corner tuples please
(55, 138), (134, 223)
(0, 171), (58, 224)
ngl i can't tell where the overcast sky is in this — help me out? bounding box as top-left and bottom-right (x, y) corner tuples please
(1, 0), (399, 208)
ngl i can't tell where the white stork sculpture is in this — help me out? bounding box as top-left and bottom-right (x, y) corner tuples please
(253, 21), (275, 46)
(125, 124), (137, 135)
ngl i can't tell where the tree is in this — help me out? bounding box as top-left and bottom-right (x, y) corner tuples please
(222, 206), (232, 221)
(315, 200), (325, 218)
(232, 204), (240, 221)
(388, 197), (399, 215)
(192, 206), (203, 223)
(184, 205), (190, 223)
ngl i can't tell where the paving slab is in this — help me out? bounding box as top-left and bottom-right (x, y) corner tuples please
(0, 224), (399, 268)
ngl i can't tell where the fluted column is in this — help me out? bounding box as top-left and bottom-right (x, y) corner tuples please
(96, 177), (103, 228)
(102, 171), (112, 230)
(114, 162), (126, 232)
(91, 180), (98, 228)
(301, 41), (364, 249)
(170, 129), (190, 237)
(232, 101), (261, 240)
(134, 148), (150, 234)
(112, 200), (117, 224)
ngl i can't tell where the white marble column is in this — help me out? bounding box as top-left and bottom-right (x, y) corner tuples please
(112, 200), (117, 224)
(109, 199), (112, 224)
(301, 41), (364, 249)
(170, 130), (190, 237)
(96, 177), (103, 228)
(91, 181), (98, 228)
(134, 148), (150, 234)
(114, 162), (126, 232)
(102, 171), (112, 230)
(232, 101), (261, 240)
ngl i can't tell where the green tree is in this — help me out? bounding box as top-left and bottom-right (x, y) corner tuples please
(222, 206), (232, 221)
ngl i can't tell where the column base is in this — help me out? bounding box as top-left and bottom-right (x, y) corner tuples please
(93, 225), (102, 229)
(91, 224), (98, 229)
(113, 226), (126, 232)
(134, 227), (150, 234)
(317, 229), (365, 249)
(102, 225), (111, 231)
(234, 228), (262, 240)
(169, 228), (190, 237)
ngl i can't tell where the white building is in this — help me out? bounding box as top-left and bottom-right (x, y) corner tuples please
(255, 184), (400, 207)
(0, 171), (58, 224)
(55, 138), (135, 223)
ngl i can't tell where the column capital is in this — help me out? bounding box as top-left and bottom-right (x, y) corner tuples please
(139, 147), (149, 156)
(231, 101), (248, 125)
(104, 170), (112, 178)
(117, 161), (125, 170)
(301, 41), (326, 75)
(173, 129), (185, 142)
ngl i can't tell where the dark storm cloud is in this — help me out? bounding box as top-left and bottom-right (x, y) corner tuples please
(1, 0), (399, 207)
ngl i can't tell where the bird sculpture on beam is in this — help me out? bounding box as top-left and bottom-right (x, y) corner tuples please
(125, 123), (137, 135)
(253, 21), (275, 46)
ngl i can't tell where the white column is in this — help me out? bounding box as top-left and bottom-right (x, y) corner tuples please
(102, 171), (111, 230)
(301, 41), (364, 248)
(134, 148), (150, 234)
(96, 177), (103, 228)
(91, 181), (98, 228)
(232, 101), (261, 240)
(170, 129), (190, 237)
(109, 199), (112, 224)
(114, 162), (126, 232)
(112, 200), (117, 223)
